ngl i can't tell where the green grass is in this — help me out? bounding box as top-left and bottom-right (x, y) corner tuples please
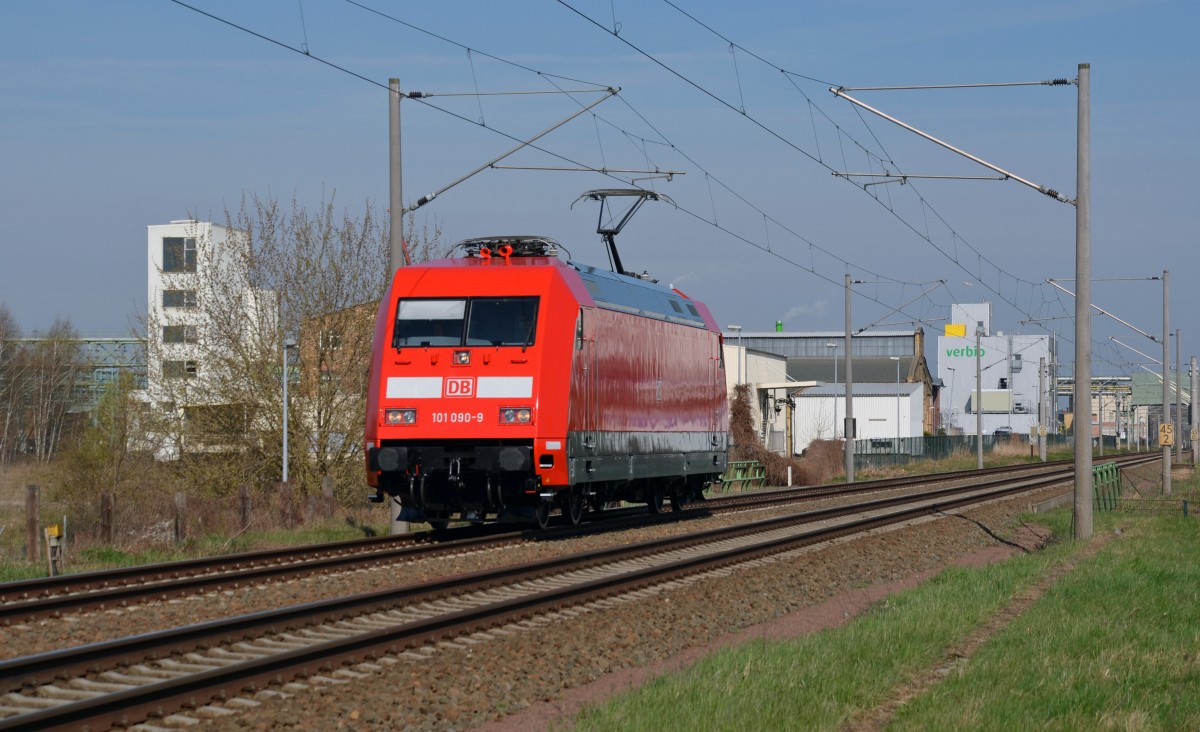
(0, 519), (390, 583)
(892, 514), (1200, 731)
(568, 474), (1200, 732)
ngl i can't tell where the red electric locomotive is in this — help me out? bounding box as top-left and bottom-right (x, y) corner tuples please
(364, 234), (729, 528)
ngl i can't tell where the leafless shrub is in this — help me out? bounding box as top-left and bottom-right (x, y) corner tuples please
(728, 384), (838, 486)
(0, 311), (83, 464)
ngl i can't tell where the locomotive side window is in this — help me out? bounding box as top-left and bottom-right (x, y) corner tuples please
(394, 299), (466, 347)
(466, 297), (539, 347)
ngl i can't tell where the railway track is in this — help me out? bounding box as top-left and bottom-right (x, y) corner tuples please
(0, 455), (1147, 625)
(0, 454), (1158, 731)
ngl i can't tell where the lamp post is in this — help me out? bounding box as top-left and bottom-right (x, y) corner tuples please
(975, 324), (984, 470)
(1175, 329), (1182, 466)
(282, 339), (297, 483)
(844, 274), (858, 482)
(727, 325), (743, 385)
(1192, 357), (1198, 465)
(1115, 394), (1122, 451)
(827, 342), (838, 438)
(945, 366), (956, 426)
(890, 356), (901, 449)
(1039, 357), (1047, 462)
(1161, 271), (1170, 494)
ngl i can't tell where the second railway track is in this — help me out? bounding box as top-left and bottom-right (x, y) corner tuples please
(0, 456), (1129, 625)
(0, 454), (1159, 731)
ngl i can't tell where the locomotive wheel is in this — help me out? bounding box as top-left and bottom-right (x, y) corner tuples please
(534, 501), (551, 529)
(647, 485), (665, 514)
(428, 519), (449, 531)
(669, 493), (685, 512)
(565, 490), (585, 526)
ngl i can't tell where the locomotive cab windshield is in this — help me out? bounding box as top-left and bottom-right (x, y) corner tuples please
(394, 296), (539, 349)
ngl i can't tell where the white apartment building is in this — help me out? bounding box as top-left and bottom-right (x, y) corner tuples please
(148, 221), (212, 398)
(146, 220), (276, 456)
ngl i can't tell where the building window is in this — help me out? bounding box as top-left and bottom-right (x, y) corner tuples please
(320, 329), (342, 351)
(162, 325), (198, 344)
(163, 289), (198, 309)
(163, 237), (197, 273)
(163, 360), (198, 378)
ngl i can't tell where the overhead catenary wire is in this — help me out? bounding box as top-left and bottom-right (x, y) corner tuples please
(400, 88), (620, 214)
(644, 4), (1078, 293)
(339, 0), (943, 315)
(559, 1), (1079, 341)
(634, 4), (1147, 376)
(341, 0), (610, 89)
(829, 87), (1072, 204)
(171, 0), (1131, 373)
(171, 0), (989, 338)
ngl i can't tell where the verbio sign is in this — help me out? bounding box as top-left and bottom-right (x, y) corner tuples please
(945, 347), (985, 357)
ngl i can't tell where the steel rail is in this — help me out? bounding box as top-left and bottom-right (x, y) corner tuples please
(5, 456), (1159, 695)
(0, 459), (1143, 732)
(0, 454), (1152, 624)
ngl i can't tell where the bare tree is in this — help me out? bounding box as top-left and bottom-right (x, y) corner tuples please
(0, 305), (21, 462)
(239, 194), (391, 500)
(25, 319), (81, 462)
(145, 194), (448, 505)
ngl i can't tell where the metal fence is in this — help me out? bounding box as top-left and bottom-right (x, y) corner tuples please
(850, 434), (1075, 469)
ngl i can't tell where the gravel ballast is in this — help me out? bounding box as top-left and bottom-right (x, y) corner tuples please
(203, 485), (1073, 731)
(0, 475), (1118, 731)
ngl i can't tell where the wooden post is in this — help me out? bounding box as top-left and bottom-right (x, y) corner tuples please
(25, 485), (40, 563)
(100, 492), (115, 545)
(239, 484), (252, 533)
(321, 476), (335, 520)
(279, 481), (294, 529)
(174, 491), (187, 544)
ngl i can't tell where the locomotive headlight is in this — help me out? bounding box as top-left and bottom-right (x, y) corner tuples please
(500, 407), (533, 425)
(384, 408), (417, 425)
(453, 350), (471, 365)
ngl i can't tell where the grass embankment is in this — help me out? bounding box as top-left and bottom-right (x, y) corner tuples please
(0, 457), (391, 582)
(569, 472), (1200, 731)
(0, 521), (389, 584)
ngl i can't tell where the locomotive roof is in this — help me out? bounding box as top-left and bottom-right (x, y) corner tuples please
(445, 235), (714, 330)
(568, 262), (708, 329)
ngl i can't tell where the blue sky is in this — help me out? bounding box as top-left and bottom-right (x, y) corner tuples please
(2, 0), (1197, 378)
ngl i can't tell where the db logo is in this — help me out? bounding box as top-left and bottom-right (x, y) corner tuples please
(444, 377), (475, 398)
